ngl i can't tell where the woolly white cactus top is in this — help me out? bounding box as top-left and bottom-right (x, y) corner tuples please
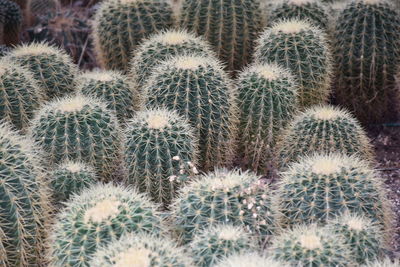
(215, 253), (287, 267)
(271, 19), (315, 34)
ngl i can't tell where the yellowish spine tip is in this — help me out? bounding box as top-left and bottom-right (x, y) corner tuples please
(174, 57), (207, 70)
(299, 234), (322, 249)
(159, 32), (191, 45)
(311, 156), (342, 175)
(272, 20), (313, 34)
(147, 114), (170, 129)
(288, 0), (317, 6)
(113, 247), (151, 267)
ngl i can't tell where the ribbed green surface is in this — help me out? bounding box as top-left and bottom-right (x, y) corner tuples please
(0, 0), (22, 44)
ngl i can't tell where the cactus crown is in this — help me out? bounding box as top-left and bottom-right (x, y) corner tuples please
(215, 252), (288, 267)
(270, 18), (315, 34)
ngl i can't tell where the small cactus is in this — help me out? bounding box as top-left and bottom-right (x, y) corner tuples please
(6, 42), (78, 99)
(29, 95), (123, 181)
(92, 0), (174, 72)
(144, 55), (237, 170)
(171, 169), (275, 243)
(190, 224), (255, 267)
(255, 19), (332, 108)
(237, 63), (299, 172)
(277, 105), (373, 169)
(215, 252), (289, 267)
(78, 70), (137, 122)
(0, 0), (22, 45)
(124, 108), (197, 207)
(48, 183), (165, 267)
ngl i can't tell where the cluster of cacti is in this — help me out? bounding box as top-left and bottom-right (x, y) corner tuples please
(92, 0), (174, 72)
(255, 18), (332, 108)
(333, 0), (400, 123)
(78, 70), (137, 122)
(0, 58), (43, 130)
(48, 183), (164, 267)
(0, 0), (22, 45)
(237, 63), (299, 172)
(144, 55), (237, 170)
(215, 252), (288, 267)
(6, 42), (78, 99)
(29, 95), (123, 181)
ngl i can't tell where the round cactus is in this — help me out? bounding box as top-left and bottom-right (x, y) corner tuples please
(190, 224), (255, 267)
(130, 29), (215, 90)
(90, 232), (193, 267)
(171, 169), (275, 243)
(0, 0), (22, 45)
(6, 42), (78, 99)
(29, 95), (123, 181)
(144, 55), (237, 170)
(363, 258), (400, 267)
(179, 0), (263, 71)
(0, 123), (50, 266)
(92, 0), (174, 72)
(270, 224), (353, 266)
(215, 252), (288, 267)
(326, 213), (385, 264)
(124, 108), (197, 208)
(275, 153), (392, 229)
(78, 70), (137, 122)
(254, 19), (332, 108)
(48, 183), (165, 267)
(237, 63), (299, 172)
(277, 105), (373, 169)
(0, 58), (43, 130)
(333, 0), (400, 123)
(50, 161), (97, 204)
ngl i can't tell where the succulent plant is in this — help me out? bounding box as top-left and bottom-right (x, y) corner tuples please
(26, 0), (59, 26)
(0, 58), (43, 130)
(48, 183), (165, 267)
(0, 44), (10, 56)
(0, 123), (50, 266)
(171, 169), (275, 244)
(179, 0), (263, 72)
(6, 42), (78, 99)
(237, 63), (299, 172)
(0, 0), (22, 45)
(92, 0), (174, 72)
(78, 70), (137, 122)
(254, 19), (332, 108)
(215, 252), (289, 267)
(333, 0), (400, 123)
(29, 95), (123, 181)
(144, 55), (237, 170)
(363, 258), (400, 267)
(277, 105), (373, 169)
(190, 224), (255, 267)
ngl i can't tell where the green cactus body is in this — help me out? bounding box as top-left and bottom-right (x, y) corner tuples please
(49, 183), (164, 267)
(277, 105), (373, 169)
(0, 59), (43, 130)
(92, 0), (174, 72)
(124, 108), (197, 208)
(29, 95), (123, 181)
(363, 258), (400, 267)
(271, 224), (353, 266)
(130, 29), (215, 90)
(190, 224), (255, 267)
(78, 70), (137, 122)
(7, 43), (78, 99)
(0, 44), (10, 56)
(215, 252), (288, 267)
(50, 161), (97, 204)
(254, 19), (332, 108)
(179, 0), (263, 71)
(275, 153), (392, 230)
(0, 0), (22, 45)
(237, 63), (299, 172)
(172, 169), (275, 243)
(333, 0), (400, 123)
(90, 232), (193, 267)
(0, 123), (50, 266)
(327, 213), (384, 264)
(145, 55), (237, 170)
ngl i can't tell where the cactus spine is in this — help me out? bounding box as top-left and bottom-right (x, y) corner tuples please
(92, 0), (174, 72)
(215, 252), (289, 267)
(0, 0), (22, 45)
(363, 258), (400, 267)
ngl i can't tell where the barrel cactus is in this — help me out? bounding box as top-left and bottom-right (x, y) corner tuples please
(48, 183), (164, 267)
(78, 70), (137, 122)
(277, 105), (373, 169)
(190, 224), (255, 267)
(215, 252), (288, 267)
(0, 123), (50, 266)
(145, 55), (237, 170)
(0, 0), (22, 45)
(92, 0), (174, 72)
(363, 258), (400, 267)
(275, 153), (392, 229)
(130, 29), (215, 90)
(7, 42), (78, 99)
(29, 95), (123, 181)
(124, 108), (197, 207)
(172, 169), (275, 243)
(0, 58), (43, 130)
(270, 224), (353, 266)
(237, 63), (299, 172)
(333, 0), (400, 123)
(255, 19), (332, 108)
